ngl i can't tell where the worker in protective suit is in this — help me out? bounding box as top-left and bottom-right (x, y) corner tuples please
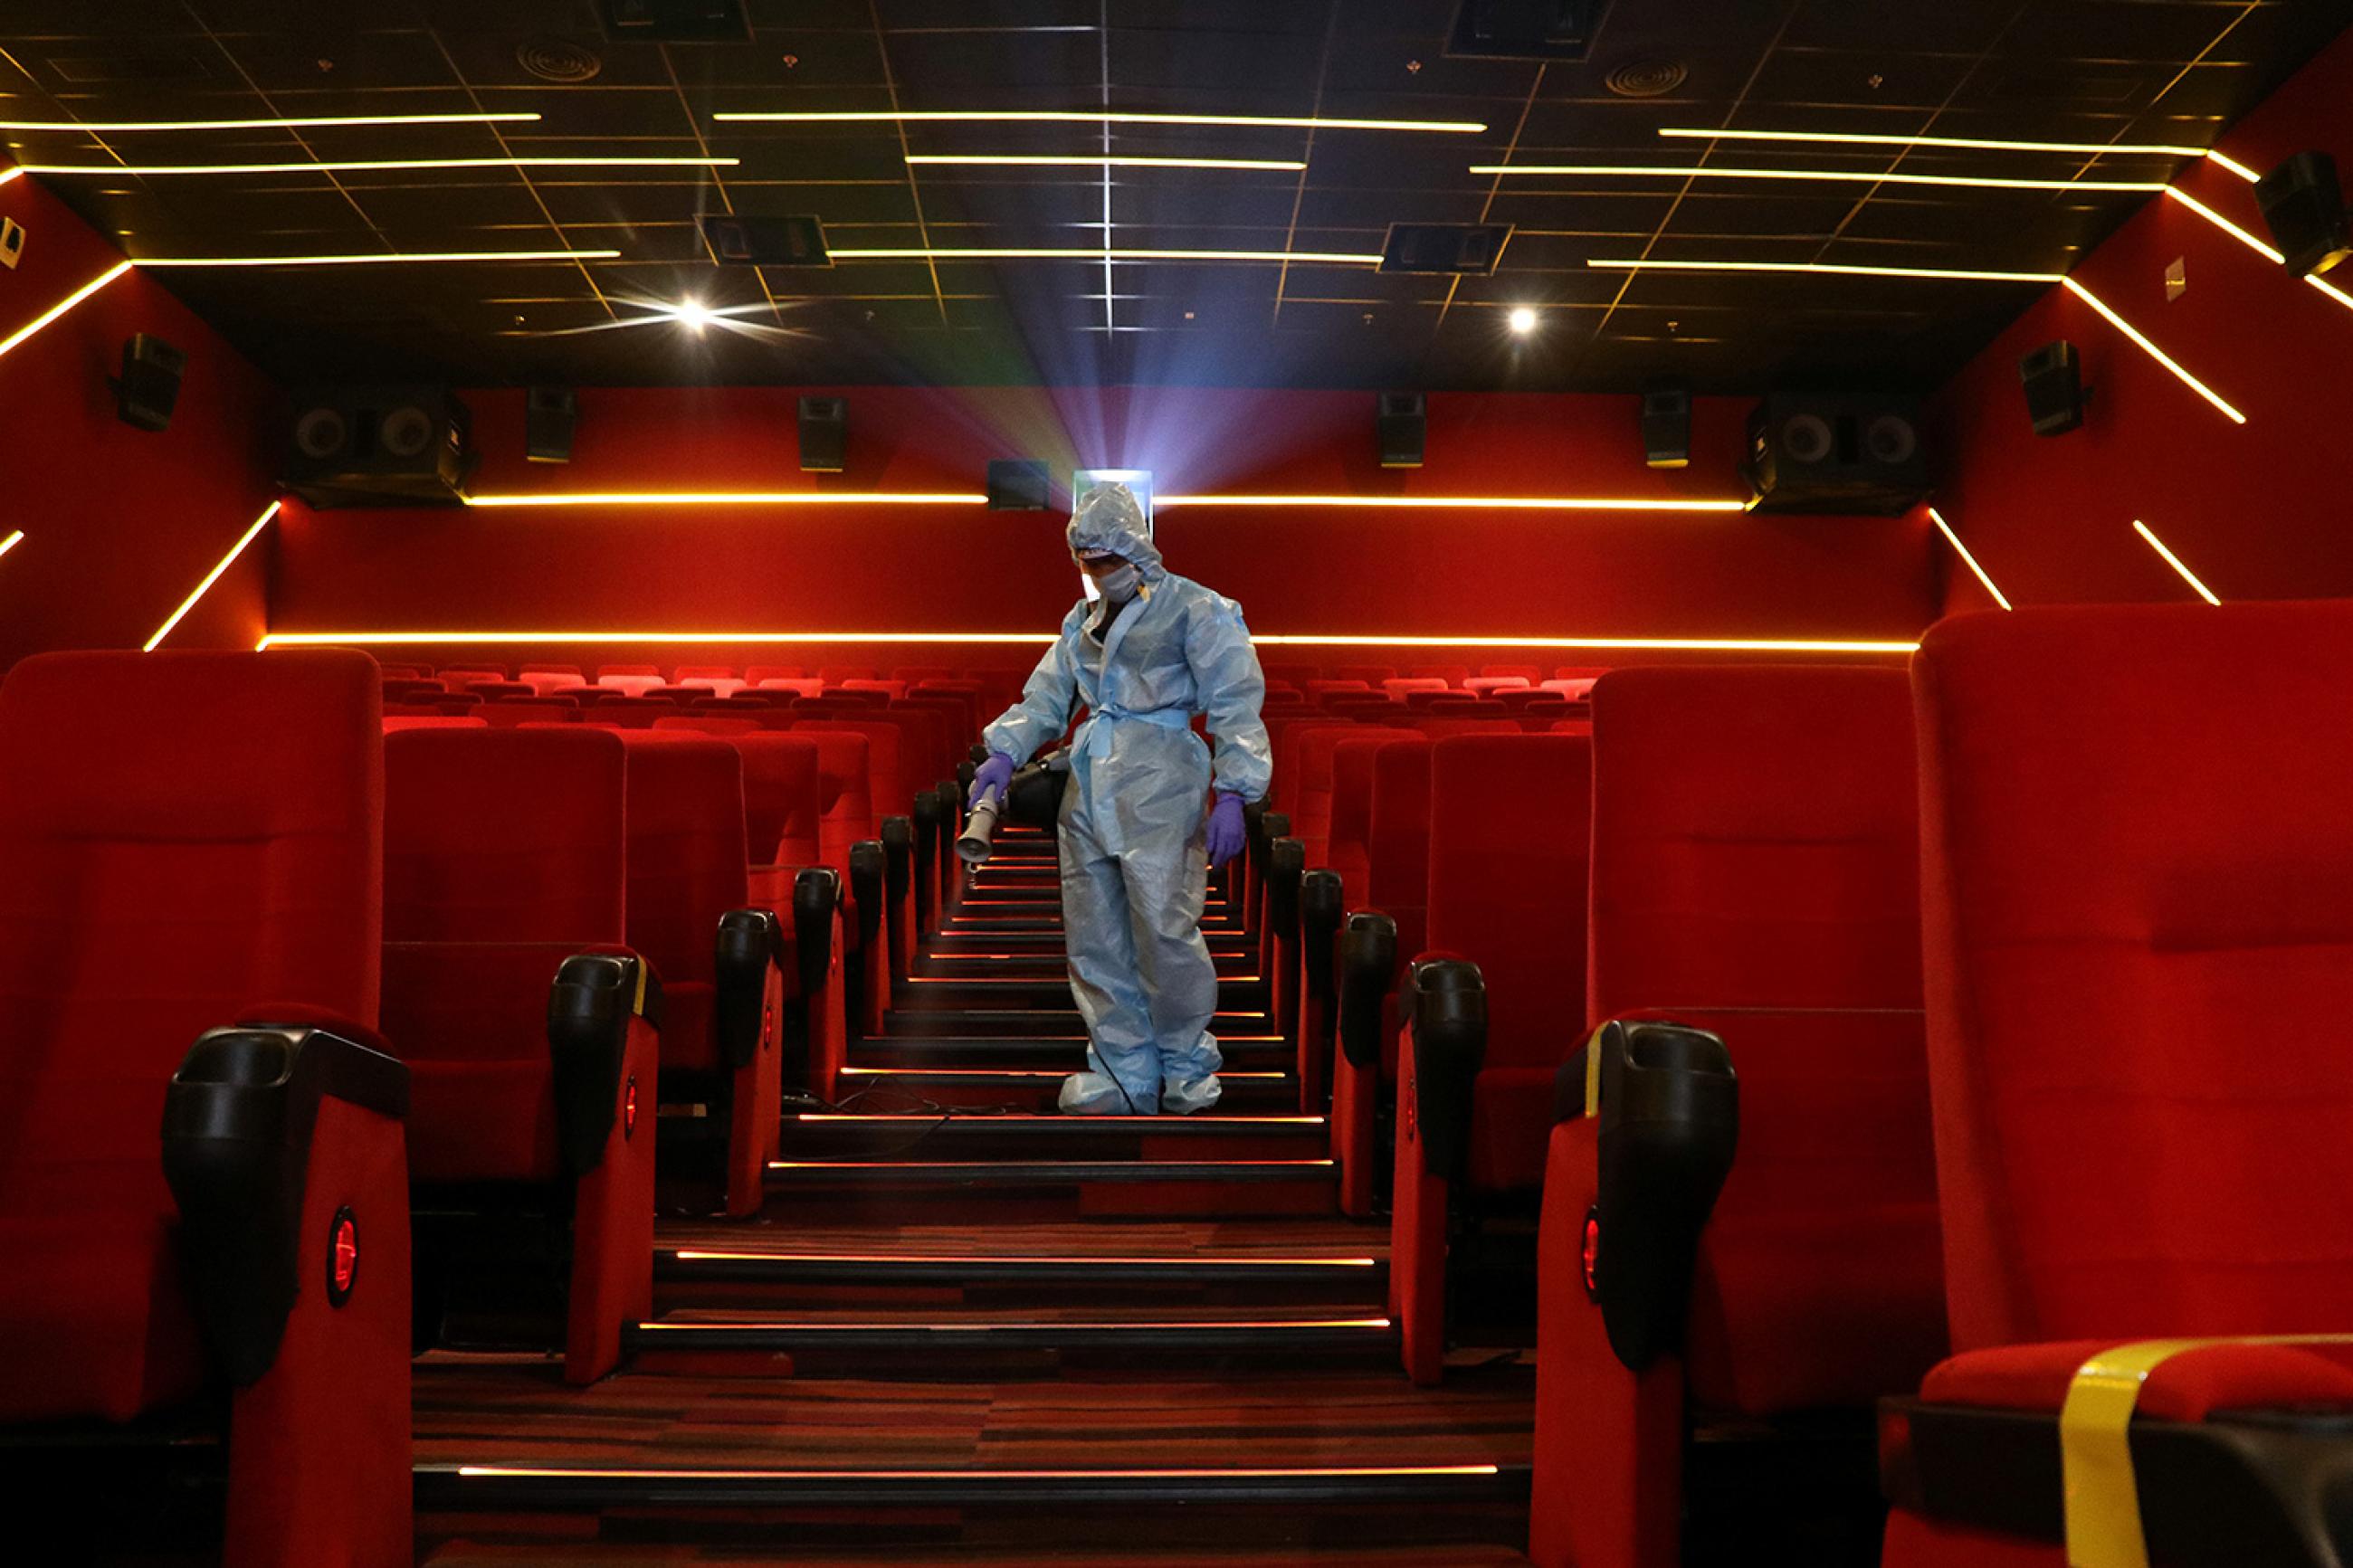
(972, 483), (1272, 1115)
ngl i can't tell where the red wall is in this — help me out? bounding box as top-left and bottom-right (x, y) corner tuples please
(271, 384), (1939, 670)
(1929, 25), (2353, 613)
(0, 173), (282, 665)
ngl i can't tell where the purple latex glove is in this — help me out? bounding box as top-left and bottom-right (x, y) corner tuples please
(968, 752), (1016, 809)
(1205, 791), (1248, 867)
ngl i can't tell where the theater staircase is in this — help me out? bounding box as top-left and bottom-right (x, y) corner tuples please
(414, 820), (1535, 1565)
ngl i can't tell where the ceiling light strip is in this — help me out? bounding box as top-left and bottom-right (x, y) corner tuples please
(27, 157), (735, 176)
(1477, 163), (2165, 193)
(715, 110), (1485, 133)
(1655, 126), (2215, 159)
(2060, 278), (2247, 423)
(2203, 150), (2262, 184)
(261, 630), (1914, 654)
(0, 528), (23, 562)
(905, 154), (1307, 171)
(2130, 519), (2222, 604)
(1585, 257), (2062, 283)
(146, 502), (281, 651)
(0, 167), (20, 188)
(452, 1464), (1499, 1480)
(1157, 493), (1747, 512)
(2127, 518), (2227, 604)
(134, 250), (621, 268)
(2164, 186), (2286, 262)
(1926, 506), (2013, 611)
(826, 246), (1383, 264)
(0, 112), (542, 131)
(0, 260), (134, 360)
(462, 490), (987, 508)
(2308, 272), (2353, 314)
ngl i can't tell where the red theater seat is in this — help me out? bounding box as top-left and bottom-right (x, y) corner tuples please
(594, 667), (667, 698)
(1529, 666), (1941, 1568)
(481, 699), (576, 727)
(1879, 603), (2353, 1568)
(613, 736), (791, 1218)
(672, 664), (747, 698)
(381, 727), (656, 1384)
(1390, 734), (1592, 1384)
(722, 734), (842, 1105)
(1287, 725), (1418, 1111)
(386, 714), (489, 732)
(0, 651), (411, 1564)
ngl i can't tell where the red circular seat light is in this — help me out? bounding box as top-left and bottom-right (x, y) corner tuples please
(624, 1075), (639, 1139)
(1581, 1205), (1601, 1300)
(328, 1207), (359, 1306)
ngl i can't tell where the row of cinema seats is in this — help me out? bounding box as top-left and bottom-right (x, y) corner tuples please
(1237, 604), (2353, 1568)
(0, 648), (989, 1564)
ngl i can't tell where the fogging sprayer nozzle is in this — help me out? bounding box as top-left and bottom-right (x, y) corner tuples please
(957, 793), (1003, 865)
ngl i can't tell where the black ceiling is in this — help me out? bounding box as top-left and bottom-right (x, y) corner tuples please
(4, 0), (2348, 394)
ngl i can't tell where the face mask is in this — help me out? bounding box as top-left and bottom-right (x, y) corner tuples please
(1094, 563), (1142, 601)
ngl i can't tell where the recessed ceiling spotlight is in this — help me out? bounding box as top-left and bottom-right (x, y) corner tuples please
(671, 299), (714, 335)
(1508, 306), (1538, 334)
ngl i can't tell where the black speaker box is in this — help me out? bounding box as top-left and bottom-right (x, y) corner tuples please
(987, 460), (1051, 510)
(1377, 392), (1425, 469)
(700, 214), (829, 267)
(1379, 223), (1510, 274)
(798, 395), (847, 474)
(116, 334), (186, 432)
(2017, 341), (2086, 436)
(1640, 385), (1690, 469)
(1744, 393), (1929, 516)
(283, 386), (472, 508)
(2255, 151), (2351, 278)
(526, 386), (577, 463)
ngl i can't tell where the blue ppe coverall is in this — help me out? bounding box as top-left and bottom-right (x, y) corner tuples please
(981, 486), (1272, 1115)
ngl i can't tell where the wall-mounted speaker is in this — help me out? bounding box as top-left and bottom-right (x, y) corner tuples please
(1744, 393), (1929, 516)
(2017, 341), (2086, 436)
(798, 395), (847, 473)
(1377, 392), (1425, 469)
(987, 460), (1050, 510)
(2255, 151), (2351, 277)
(1640, 385), (1690, 469)
(115, 334), (186, 432)
(283, 386), (472, 508)
(526, 385), (577, 463)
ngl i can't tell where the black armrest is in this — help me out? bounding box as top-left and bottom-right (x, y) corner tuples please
(1300, 870), (1343, 1004)
(1266, 838), (1306, 943)
(1407, 959), (1486, 1181)
(967, 742), (990, 765)
(881, 816), (914, 904)
(911, 789), (945, 871)
(848, 840), (886, 946)
(1243, 798), (1269, 858)
(1338, 911), (1399, 1071)
(547, 952), (659, 1180)
(1583, 1017), (1739, 1373)
(161, 1023), (410, 1386)
(713, 908), (784, 1070)
(1255, 812), (1291, 885)
(793, 866), (840, 996)
(1881, 1394), (2353, 1568)
(957, 759), (977, 800)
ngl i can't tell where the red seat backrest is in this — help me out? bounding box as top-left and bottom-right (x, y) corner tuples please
(1587, 665), (1920, 1025)
(386, 715), (488, 732)
(0, 650), (382, 1221)
(1425, 734), (1591, 1067)
(1292, 725), (1418, 864)
(729, 735), (825, 869)
(795, 717), (909, 822)
(385, 728), (624, 946)
(615, 736), (748, 1070)
(1367, 738), (1434, 960)
(1329, 734), (1416, 907)
(1915, 603), (2353, 1349)
(800, 730), (875, 878)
